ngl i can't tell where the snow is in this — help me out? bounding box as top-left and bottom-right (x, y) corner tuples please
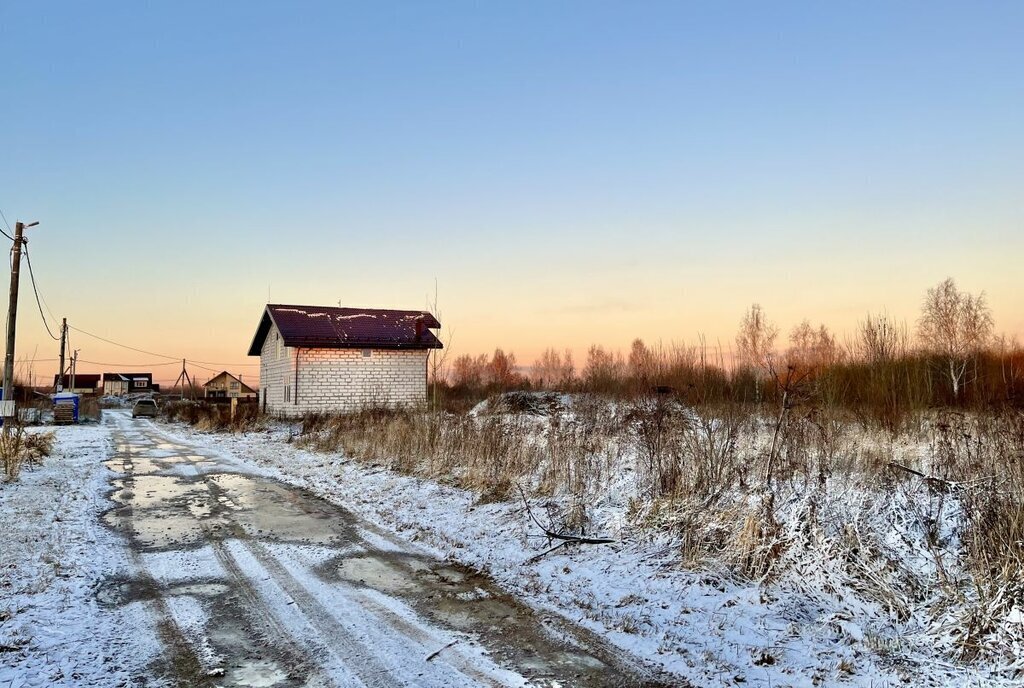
(149, 415), (1023, 688)
(3, 412), (1019, 687)
(0, 425), (161, 686)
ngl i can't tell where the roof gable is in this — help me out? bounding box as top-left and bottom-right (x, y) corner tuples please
(247, 304), (442, 356)
(203, 371), (256, 394)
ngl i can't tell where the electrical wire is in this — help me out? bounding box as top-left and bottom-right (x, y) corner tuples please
(69, 323), (257, 374)
(186, 361), (233, 374)
(68, 325), (181, 360)
(22, 244), (60, 341)
(79, 359), (179, 367)
(0, 207), (14, 242)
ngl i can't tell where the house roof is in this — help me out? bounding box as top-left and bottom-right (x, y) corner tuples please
(247, 304), (442, 356)
(102, 372), (153, 382)
(203, 371), (257, 394)
(54, 374), (101, 387)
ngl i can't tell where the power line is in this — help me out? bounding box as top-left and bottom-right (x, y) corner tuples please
(68, 325), (181, 360)
(187, 361), (231, 374)
(0, 207), (14, 242)
(68, 323), (258, 372)
(22, 244), (60, 341)
(79, 358), (180, 367)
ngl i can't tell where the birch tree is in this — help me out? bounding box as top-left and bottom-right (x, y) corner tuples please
(736, 304), (778, 374)
(917, 278), (993, 398)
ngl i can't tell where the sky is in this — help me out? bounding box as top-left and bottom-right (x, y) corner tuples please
(1, 2), (1022, 384)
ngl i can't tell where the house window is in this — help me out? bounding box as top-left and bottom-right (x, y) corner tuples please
(133, 378), (148, 388)
(362, 349), (371, 358)
(283, 385), (291, 403)
(230, 381), (239, 390)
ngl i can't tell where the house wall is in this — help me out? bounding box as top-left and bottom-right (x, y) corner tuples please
(205, 374), (257, 399)
(259, 324), (294, 413)
(259, 324), (428, 416)
(103, 380), (128, 395)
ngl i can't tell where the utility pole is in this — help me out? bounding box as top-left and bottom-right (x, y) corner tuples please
(2, 221), (38, 426)
(56, 317), (67, 392)
(70, 349), (79, 392)
(173, 359), (194, 401)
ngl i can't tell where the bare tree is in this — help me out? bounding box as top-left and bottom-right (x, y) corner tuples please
(451, 354), (488, 389)
(425, 280), (452, 408)
(788, 320), (840, 370)
(856, 312), (907, 363)
(532, 348), (575, 389)
(488, 349), (520, 389)
(736, 304), (778, 373)
(735, 304), (778, 404)
(918, 278), (994, 398)
(583, 345), (624, 393)
(628, 338), (656, 388)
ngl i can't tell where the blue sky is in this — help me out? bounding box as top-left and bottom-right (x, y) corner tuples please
(2, 2), (1021, 380)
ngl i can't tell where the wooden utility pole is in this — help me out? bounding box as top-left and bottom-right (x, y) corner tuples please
(173, 359), (194, 400)
(69, 349), (79, 392)
(56, 318), (67, 392)
(2, 220), (36, 425)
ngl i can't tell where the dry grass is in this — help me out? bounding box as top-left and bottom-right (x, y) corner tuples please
(161, 400), (265, 432)
(1, 425), (54, 482)
(159, 385), (1024, 665)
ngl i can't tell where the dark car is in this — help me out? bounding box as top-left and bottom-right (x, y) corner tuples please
(132, 398), (158, 419)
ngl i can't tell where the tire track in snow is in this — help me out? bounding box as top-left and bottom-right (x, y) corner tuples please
(203, 535), (351, 687)
(104, 438), (212, 686)
(229, 536), (492, 687)
(266, 542), (524, 687)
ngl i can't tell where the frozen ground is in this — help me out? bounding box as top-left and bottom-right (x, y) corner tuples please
(0, 424), (161, 686)
(1, 413), (1016, 687)
(153, 416), (1019, 688)
(4, 412), (668, 687)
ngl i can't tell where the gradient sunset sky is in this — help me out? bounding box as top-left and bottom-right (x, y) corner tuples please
(2, 2), (1022, 385)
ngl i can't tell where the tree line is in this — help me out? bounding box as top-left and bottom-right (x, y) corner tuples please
(438, 278), (1022, 420)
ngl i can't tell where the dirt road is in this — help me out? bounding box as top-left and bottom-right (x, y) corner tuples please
(99, 411), (669, 687)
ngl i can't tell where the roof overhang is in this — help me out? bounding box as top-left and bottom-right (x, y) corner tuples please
(247, 307), (276, 356)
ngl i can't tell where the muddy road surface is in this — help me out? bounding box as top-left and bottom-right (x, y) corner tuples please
(100, 411), (671, 687)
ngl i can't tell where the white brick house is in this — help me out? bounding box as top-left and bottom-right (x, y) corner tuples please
(247, 304), (442, 416)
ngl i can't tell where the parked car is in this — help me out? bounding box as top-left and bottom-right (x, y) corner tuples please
(132, 398), (158, 419)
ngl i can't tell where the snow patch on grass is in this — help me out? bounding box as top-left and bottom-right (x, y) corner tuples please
(0, 425), (161, 686)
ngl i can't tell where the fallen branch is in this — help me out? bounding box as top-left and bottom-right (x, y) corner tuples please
(885, 462), (991, 492)
(524, 540), (572, 565)
(425, 639), (458, 662)
(886, 462), (928, 479)
(516, 485), (616, 553)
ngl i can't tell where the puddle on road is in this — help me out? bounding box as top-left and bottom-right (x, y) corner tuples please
(101, 418), (670, 687)
(228, 660), (290, 687)
(104, 467), (359, 551)
(318, 551), (657, 685)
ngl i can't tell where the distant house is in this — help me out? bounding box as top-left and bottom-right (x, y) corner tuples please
(53, 373), (102, 395)
(203, 371), (257, 400)
(247, 304), (442, 416)
(103, 372), (155, 396)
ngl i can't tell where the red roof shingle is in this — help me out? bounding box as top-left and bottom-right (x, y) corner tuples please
(247, 304), (442, 356)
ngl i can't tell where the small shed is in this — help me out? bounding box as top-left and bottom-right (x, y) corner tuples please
(247, 304), (442, 416)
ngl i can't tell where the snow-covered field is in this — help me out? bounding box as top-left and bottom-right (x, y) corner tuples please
(2, 414), (1018, 687)
(0, 425), (160, 686)
(153, 417), (1018, 688)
